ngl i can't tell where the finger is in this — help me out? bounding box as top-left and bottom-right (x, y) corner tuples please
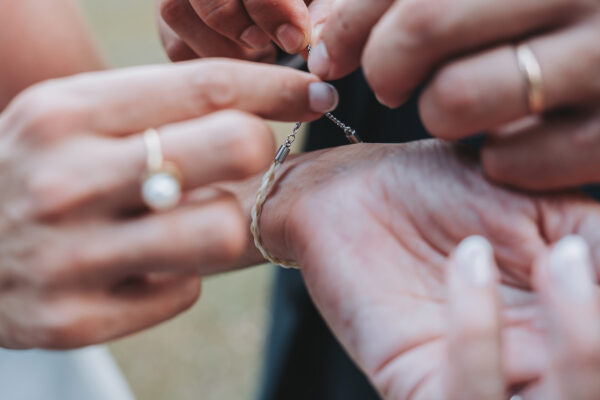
(306, 0), (336, 42)
(34, 273), (201, 349)
(446, 236), (505, 400)
(24, 59), (338, 136)
(160, 0), (257, 59)
(29, 111), (276, 216)
(164, 37), (199, 62)
(52, 192), (248, 281)
(242, 0), (311, 54)
(419, 24), (600, 139)
(186, 0), (272, 50)
(157, 6), (202, 61)
(534, 236), (600, 400)
(362, 0), (593, 109)
(481, 110), (600, 190)
(307, 0), (392, 79)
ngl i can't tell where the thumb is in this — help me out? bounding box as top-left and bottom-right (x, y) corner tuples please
(308, 0), (336, 44)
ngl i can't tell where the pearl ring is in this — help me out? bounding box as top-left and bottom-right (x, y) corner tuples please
(141, 128), (182, 211)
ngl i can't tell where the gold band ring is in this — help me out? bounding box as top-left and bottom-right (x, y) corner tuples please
(141, 129), (182, 211)
(516, 44), (545, 115)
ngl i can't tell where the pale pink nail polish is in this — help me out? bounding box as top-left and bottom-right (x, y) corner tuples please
(454, 236), (494, 287)
(307, 42), (330, 78)
(549, 235), (595, 302)
(309, 82), (339, 113)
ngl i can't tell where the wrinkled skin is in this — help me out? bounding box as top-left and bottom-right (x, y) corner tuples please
(260, 140), (600, 399)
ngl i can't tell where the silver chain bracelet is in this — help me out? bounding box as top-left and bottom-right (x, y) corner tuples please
(250, 46), (362, 268)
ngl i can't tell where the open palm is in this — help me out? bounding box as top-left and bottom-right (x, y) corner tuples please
(262, 140), (600, 399)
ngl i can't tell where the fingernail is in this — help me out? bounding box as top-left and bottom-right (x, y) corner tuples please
(455, 236), (495, 287)
(240, 25), (271, 50)
(312, 23), (324, 43)
(549, 235), (595, 301)
(307, 41), (330, 78)
(276, 24), (305, 54)
(309, 82), (339, 113)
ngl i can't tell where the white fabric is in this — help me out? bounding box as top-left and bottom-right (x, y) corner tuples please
(0, 346), (135, 400)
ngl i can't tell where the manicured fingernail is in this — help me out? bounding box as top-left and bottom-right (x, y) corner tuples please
(549, 235), (595, 301)
(240, 25), (271, 50)
(276, 24), (305, 53)
(307, 41), (330, 78)
(309, 82), (339, 113)
(455, 236), (495, 287)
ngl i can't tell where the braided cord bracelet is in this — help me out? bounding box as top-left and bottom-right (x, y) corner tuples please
(250, 50), (362, 268)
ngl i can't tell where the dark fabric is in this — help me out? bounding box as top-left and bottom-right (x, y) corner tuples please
(257, 70), (430, 400)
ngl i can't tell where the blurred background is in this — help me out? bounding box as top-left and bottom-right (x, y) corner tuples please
(78, 1), (291, 399)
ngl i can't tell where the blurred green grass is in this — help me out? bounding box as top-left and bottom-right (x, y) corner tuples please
(78, 1), (282, 399)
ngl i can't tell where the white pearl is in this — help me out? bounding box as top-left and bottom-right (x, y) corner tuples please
(142, 172), (181, 211)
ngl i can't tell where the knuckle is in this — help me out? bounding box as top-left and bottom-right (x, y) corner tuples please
(27, 247), (75, 288)
(188, 64), (239, 112)
(159, 0), (184, 25)
(219, 111), (275, 177)
(199, 0), (238, 28)
(24, 166), (77, 218)
(397, 0), (446, 48)
(12, 82), (78, 142)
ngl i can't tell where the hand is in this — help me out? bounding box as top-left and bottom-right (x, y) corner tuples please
(307, 0), (600, 190)
(444, 234), (600, 400)
(157, 0), (316, 62)
(0, 59), (338, 349)
(259, 140), (600, 398)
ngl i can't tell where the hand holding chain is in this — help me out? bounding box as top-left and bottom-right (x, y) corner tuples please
(250, 45), (362, 269)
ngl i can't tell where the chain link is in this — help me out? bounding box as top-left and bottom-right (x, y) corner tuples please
(284, 121), (303, 148)
(274, 44), (361, 164)
(252, 45), (363, 269)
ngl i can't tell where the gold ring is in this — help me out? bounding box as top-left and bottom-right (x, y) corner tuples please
(141, 129), (182, 211)
(516, 44), (544, 115)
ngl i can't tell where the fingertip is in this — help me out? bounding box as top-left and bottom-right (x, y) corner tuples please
(452, 236), (496, 288)
(308, 82), (339, 113)
(307, 41), (331, 78)
(547, 235), (595, 302)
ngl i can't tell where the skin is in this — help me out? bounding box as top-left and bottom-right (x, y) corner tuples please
(156, 0), (331, 61)
(0, 59), (335, 349)
(4, 7), (599, 398)
(445, 234), (600, 400)
(305, 0), (600, 191)
(158, 0), (600, 191)
(0, 0), (104, 109)
(240, 140), (600, 399)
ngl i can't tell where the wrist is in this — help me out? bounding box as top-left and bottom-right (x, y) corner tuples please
(258, 150), (325, 265)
